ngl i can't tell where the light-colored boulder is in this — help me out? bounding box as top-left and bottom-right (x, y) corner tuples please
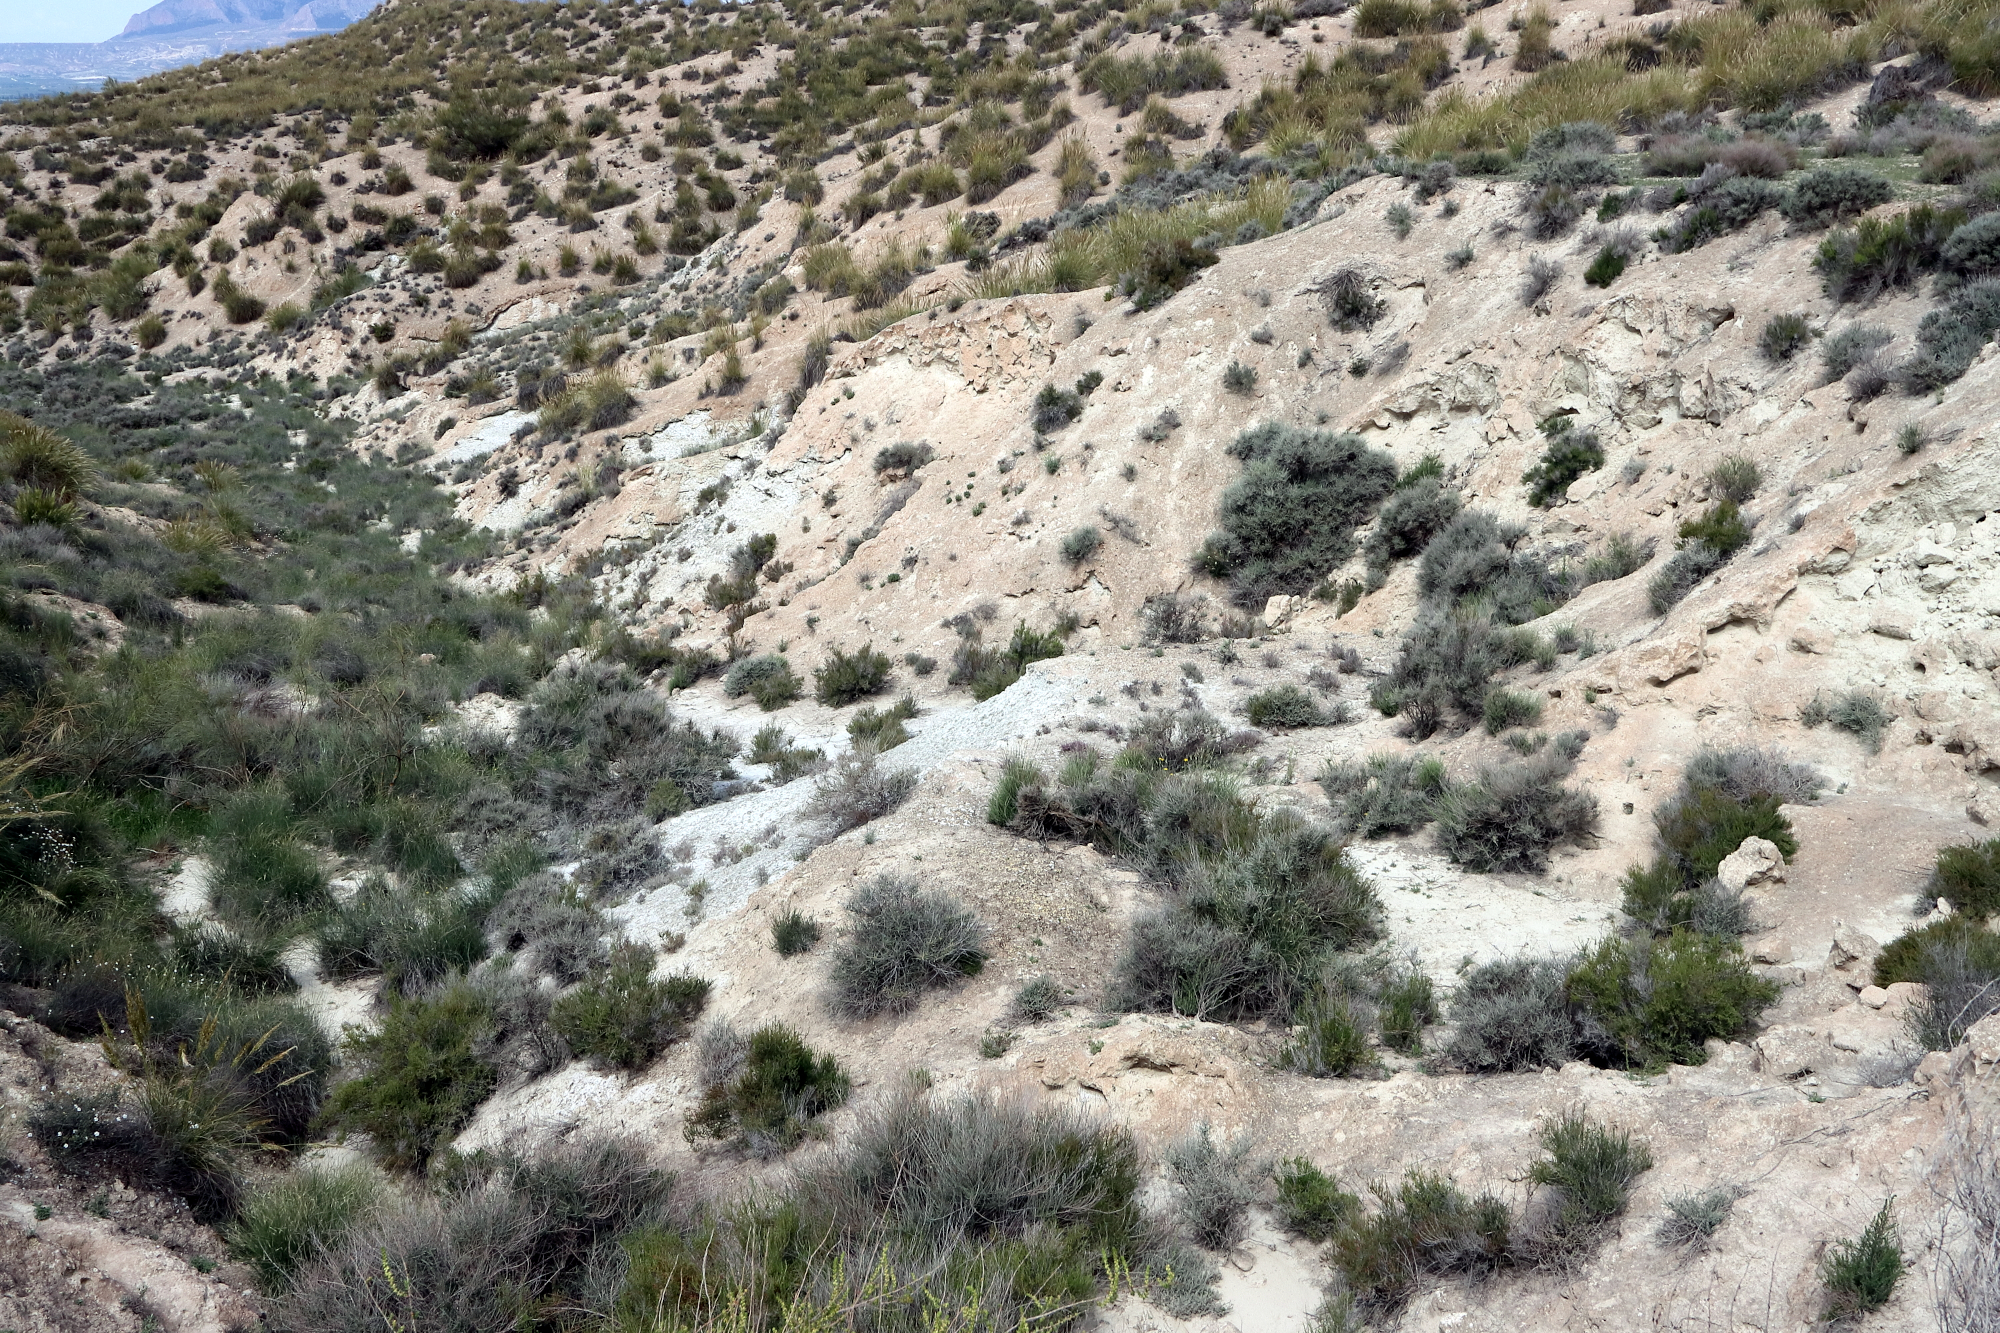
(1829, 921), (1881, 971)
(1755, 1025), (1832, 1078)
(1717, 836), (1787, 892)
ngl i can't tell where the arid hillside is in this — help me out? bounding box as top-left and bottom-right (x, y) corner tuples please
(2, 1), (2000, 1331)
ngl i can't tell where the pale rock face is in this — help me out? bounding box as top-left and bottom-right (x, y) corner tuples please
(1717, 835), (1788, 892)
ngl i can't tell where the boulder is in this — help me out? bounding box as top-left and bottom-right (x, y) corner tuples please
(1717, 836), (1787, 892)
(1828, 920), (1881, 972)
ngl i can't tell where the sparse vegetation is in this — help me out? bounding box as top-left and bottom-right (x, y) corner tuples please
(814, 642), (894, 706)
(828, 875), (988, 1019)
(1821, 1200), (1904, 1320)
(1801, 689), (1893, 753)
(772, 909), (822, 957)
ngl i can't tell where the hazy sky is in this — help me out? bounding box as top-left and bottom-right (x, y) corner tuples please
(3, 2), (142, 45)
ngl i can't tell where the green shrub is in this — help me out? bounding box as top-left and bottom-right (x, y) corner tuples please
(1801, 689), (1892, 753)
(1222, 360), (1258, 395)
(1929, 837), (2000, 918)
(1707, 453), (1761, 504)
(1246, 683), (1330, 729)
(687, 1023), (850, 1153)
(1166, 1123), (1261, 1250)
(1648, 502), (1752, 614)
(1273, 1158), (1360, 1241)
(814, 643), (893, 706)
(1011, 973), (1065, 1022)
(1364, 477), (1460, 573)
(1815, 204), (1965, 304)
(772, 909), (821, 957)
(1, 414), (94, 495)
(1330, 1170), (1510, 1314)
(1782, 163), (1895, 229)
(1378, 969), (1437, 1054)
(1658, 1184), (1744, 1250)
(1196, 423), (1397, 608)
(1318, 753), (1446, 839)
(1061, 524), (1103, 564)
(266, 302), (307, 334)
(955, 621), (1066, 701)
(1821, 1200), (1903, 1320)
(1871, 916), (2000, 1049)
(1432, 753), (1598, 873)
(1522, 418), (1604, 507)
(1566, 930), (1778, 1070)
(317, 876), (488, 994)
(551, 943), (709, 1070)
(1442, 955), (1603, 1072)
(1113, 808), (1382, 1021)
(828, 875), (988, 1018)
(1582, 246), (1626, 287)
(987, 756), (1041, 826)
(847, 694), (917, 750)
(209, 785), (332, 928)
(1031, 384), (1083, 432)
(1521, 1113), (1652, 1263)
(1897, 278), (2000, 390)
(872, 439), (935, 476)
(1759, 313), (1812, 362)
(227, 1163), (383, 1293)
(324, 980), (498, 1172)
(722, 653), (801, 710)
(1278, 987), (1375, 1077)
(1480, 686), (1544, 735)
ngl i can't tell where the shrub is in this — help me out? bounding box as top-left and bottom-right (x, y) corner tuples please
(1816, 205), (1965, 304)
(1654, 783), (1796, 884)
(1821, 1201), (1903, 1320)
(211, 271), (267, 324)
(772, 908), (822, 956)
(1481, 687), (1544, 735)
(1519, 254), (1562, 305)
(1196, 422), (1397, 607)
(1246, 683), (1331, 729)
(814, 642), (893, 706)
(828, 875), (988, 1018)
(1319, 267), (1386, 330)
(1011, 973), (1065, 1022)
(1566, 929), (1779, 1070)
(987, 755), (1041, 826)
(1279, 987), (1375, 1078)
(209, 786), (332, 928)
(1432, 752), (1598, 873)
(847, 695), (917, 751)
(1783, 163), (1895, 229)
(1801, 689), (1892, 753)
(1872, 916), (2000, 1049)
(1, 415), (94, 496)
(687, 1023), (850, 1153)
(804, 748), (917, 832)
(1930, 838), (2000, 918)
(551, 943), (709, 1070)
(1648, 501), (1750, 614)
(227, 1163), (383, 1293)
(1443, 955), (1602, 1071)
(324, 981), (497, 1172)
(317, 877), (487, 995)
(1061, 524), (1103, 564)
(1222, 360), (1258, 394)
(1759, 313), (1812, 362)
(1331, 1170), (1510, 1313)
(1116, 237), (1219, 311)
(722, 653), (802, 711)
(1378, 969), (1437, 1054)
(1658, 1185), (1744, 1250)
(1707, 453), (1761, 503)
(1897, 277), (2000, 390)
(1521, 1113), (1652, 1263)
(1943, 211), (2000, 274)
(1113, 809), (1383, 1021)
(1821, 323), (1892, 382)
(1319, 753), (1446, 839)
(1167, 1124), (1261, 1250)
(1274, 1158), (1360, 1241)
(1522, 418), (1604, 507)
(873, 439), (935, 476)
(1661, 177), (1785, 253)
(1583, 246), (1626, 287)
(1031, 384), (1083, 432)
(1364, 477), (1460, 572)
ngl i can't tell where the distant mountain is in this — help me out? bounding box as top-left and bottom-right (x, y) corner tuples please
(0, 0), (376, 101)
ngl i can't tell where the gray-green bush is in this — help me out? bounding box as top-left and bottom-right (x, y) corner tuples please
(828, 875), (988, 1018)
